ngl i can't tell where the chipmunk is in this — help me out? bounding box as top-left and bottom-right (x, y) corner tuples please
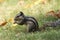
(14, 11), (60, 32)
(14, 12), (39, 32)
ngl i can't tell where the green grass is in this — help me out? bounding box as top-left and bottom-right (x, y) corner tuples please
(0, 26), (60, 40)
(0, 0), (60, 40)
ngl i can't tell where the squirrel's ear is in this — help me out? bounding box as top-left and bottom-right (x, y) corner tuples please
(20, 12), (24, 15)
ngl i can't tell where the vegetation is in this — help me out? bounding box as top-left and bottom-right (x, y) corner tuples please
(0, 0), (60, 40)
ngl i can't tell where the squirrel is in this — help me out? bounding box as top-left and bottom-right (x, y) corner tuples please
(14, 12), (39, 32)
(14, 11), (60, 32)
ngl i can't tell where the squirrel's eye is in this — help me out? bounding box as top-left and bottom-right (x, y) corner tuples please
(17, 16), (19, 17)
(16, 16), (20, 18)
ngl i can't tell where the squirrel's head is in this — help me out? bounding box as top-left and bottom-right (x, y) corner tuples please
(14, 11), (25, 25)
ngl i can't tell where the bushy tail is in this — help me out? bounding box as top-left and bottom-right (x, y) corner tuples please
(38, 19), (60, 31)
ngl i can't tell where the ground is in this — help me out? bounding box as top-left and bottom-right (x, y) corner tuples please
(0, 0), (60, 40)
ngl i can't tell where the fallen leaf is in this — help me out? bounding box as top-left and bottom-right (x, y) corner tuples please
(0, 21), (7, 26)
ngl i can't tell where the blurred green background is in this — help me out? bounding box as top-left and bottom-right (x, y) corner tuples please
(0, 0), (60, 40)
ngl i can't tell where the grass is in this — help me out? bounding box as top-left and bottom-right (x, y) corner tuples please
(0, 0), (60, 40)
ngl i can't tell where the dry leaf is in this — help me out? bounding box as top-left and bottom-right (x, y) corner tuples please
(0, 21), (7, 26)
